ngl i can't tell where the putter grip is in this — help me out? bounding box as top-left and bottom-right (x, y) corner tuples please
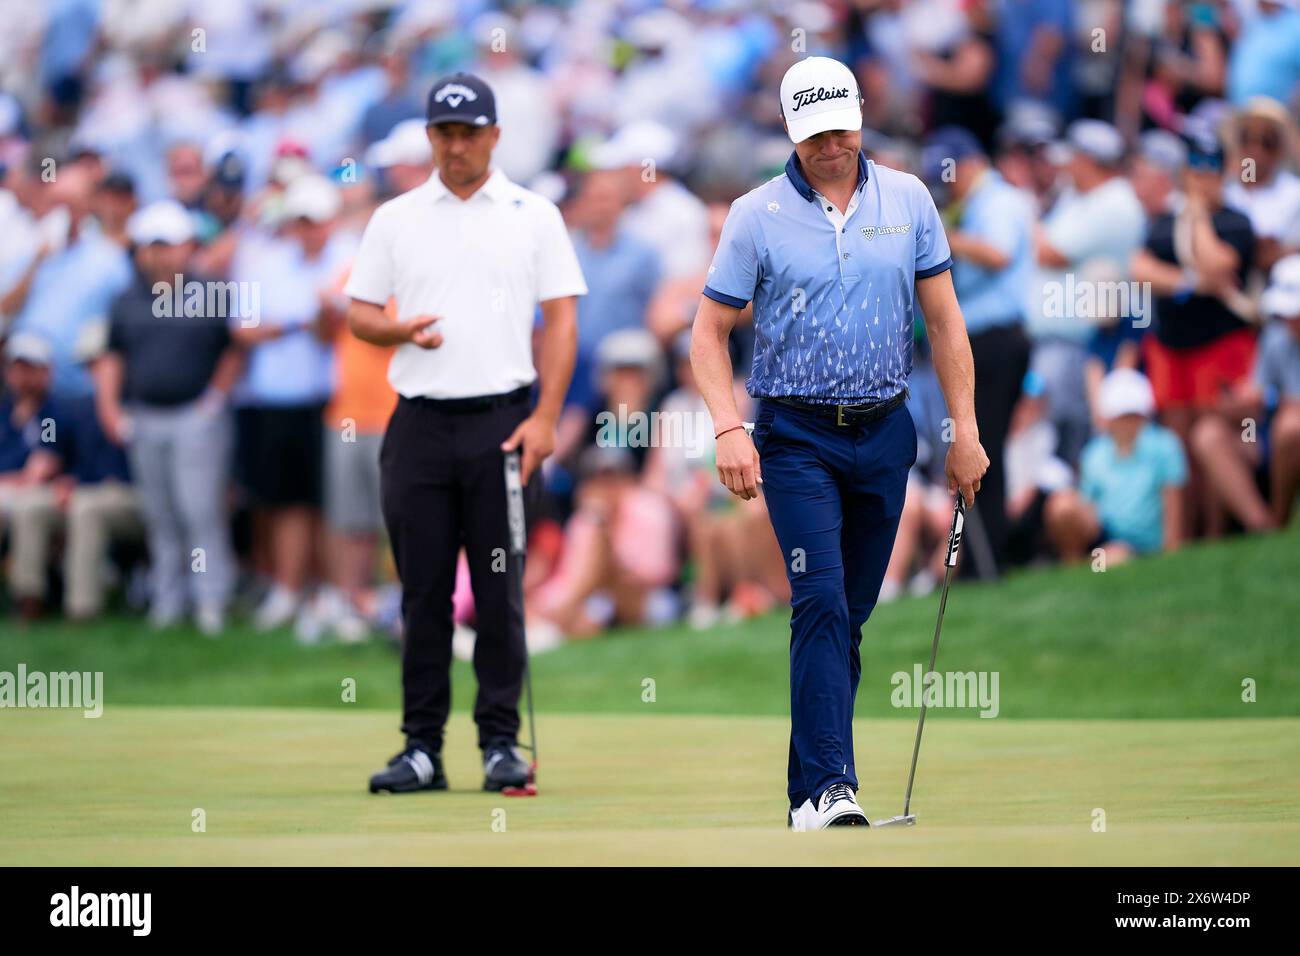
(504, 451), (527, 557)
(944, 495), (966, 568)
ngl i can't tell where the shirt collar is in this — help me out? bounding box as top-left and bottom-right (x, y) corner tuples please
(785, 150), (870, 202)
(424, 167), (512, 203)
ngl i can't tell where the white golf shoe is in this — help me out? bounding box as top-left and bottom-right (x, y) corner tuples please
(813, 783), (869, 828)
(788, 799), (815, 831)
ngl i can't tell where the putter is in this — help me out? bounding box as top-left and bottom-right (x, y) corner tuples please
(502, 450), (538, 797)
(873, 493), (966, 828)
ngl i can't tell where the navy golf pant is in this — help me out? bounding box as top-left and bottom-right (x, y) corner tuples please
(752, 399), (916, 807)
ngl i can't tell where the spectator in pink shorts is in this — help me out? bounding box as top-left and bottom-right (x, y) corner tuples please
(534, 445), (678, 638)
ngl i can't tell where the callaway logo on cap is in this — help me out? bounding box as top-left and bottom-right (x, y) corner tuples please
(426, 72), (497, 128)
(780, 57), (863, 144)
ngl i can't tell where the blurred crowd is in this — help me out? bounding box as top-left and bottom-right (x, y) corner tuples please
(1, 0), (1299, 642)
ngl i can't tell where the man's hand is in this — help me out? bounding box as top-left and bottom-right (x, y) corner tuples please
(716, 428), (761, 500)
(99, 403), (132, 445)
(945, 435), (989, 505)
(403, 314), (443, 349)
(501, 412), (557, 484)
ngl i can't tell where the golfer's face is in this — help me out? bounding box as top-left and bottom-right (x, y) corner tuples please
(428, 123), (499, 186)
(793, 127), (862, 182)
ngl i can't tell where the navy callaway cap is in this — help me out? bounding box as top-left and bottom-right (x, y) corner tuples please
(426, 72), (497, 128)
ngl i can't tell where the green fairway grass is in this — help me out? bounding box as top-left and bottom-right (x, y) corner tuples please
(4, 527), (1298, 718)
(2, 530), (1297, 864)
(1, 708), (1296, 865)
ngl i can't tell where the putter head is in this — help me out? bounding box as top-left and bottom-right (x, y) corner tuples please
(872, 814), (917, 828)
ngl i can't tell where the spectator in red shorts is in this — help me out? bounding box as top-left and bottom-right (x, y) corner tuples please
(1131, 127), (1256, 536)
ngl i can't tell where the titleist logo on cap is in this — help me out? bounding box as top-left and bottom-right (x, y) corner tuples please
(790, 85), (851, 111)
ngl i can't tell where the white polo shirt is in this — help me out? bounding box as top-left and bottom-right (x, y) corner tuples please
(344, 168), (587, 399)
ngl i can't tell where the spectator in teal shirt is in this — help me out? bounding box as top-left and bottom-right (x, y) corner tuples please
(1044, 369), (1187, 564)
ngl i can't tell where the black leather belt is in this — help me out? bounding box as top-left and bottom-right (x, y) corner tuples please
(767, 388), (908, 427)
(404, 384), (531, 413)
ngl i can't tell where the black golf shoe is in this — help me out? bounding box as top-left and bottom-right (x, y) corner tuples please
(481, 737), (530, 792)
(368, 744), (447, 794)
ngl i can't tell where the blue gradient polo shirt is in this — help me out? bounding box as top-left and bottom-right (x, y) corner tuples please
(704, 151), (952, 403)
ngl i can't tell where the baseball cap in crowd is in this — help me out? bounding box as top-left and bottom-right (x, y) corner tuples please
(779, 56), (863, 145)
(1137, 129), (1187, 173)
(921, 126), (984, 184)
(1261, 254), (1300, 319)
(211, 150), (247, 190)
(426, 73), (496, 128)
(127, 199), (196, 246)
(5, 331), (53, 367)
(1061, 119), (1126, 167)
(99, 170), (136, 196)
(365, 118), (432, 169)
(281, 174), (341, 223)
(996, 100), (1059, 151)
(1098, 368), (1156, 420)
(596, 329), (663, 376)
(591, 120), (679, 171)
(1183, 117), (1225, 170)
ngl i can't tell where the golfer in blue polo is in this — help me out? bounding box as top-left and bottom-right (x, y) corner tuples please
(691, 56), (989, 830)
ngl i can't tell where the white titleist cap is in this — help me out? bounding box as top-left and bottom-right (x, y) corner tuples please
(780, 56), (862, 145)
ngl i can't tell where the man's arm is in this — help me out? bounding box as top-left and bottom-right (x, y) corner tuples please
(501, 295), (578, 483)
(916, 269), (988, 503)
(206, 345), (245, 398)
(690, 295), (760, 500)
(91, 352), (130, 445)
(948, 231), (1012, 271)
(346, 298), (442, 348)
(21, 449), (61, 486)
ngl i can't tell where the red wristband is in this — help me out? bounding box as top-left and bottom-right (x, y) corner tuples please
(714, 424), (745, 441)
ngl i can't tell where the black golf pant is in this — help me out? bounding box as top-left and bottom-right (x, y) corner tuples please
(967, 321), (1031, 575)
(380, 392), (531, 753)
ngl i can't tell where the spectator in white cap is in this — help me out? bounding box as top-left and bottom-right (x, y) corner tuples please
(1044, 369), (1187, 564)
(1, 161), (131, 402)
(594, 120), (709, 281)
(365, 118), (435, 196)
(1028, 118), (1145, 466)
(96, 199), (243, 634)
(230, 174), (357, 637)
(470, 12), (560, 186)
(6, 317), (138, 622)
(1189, 254), (1300, 531)
(1131, 129), (1187, 218)
(0, 335), (62, 578)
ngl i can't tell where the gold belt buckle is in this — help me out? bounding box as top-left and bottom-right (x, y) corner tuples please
(836, 404), (847, 427)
